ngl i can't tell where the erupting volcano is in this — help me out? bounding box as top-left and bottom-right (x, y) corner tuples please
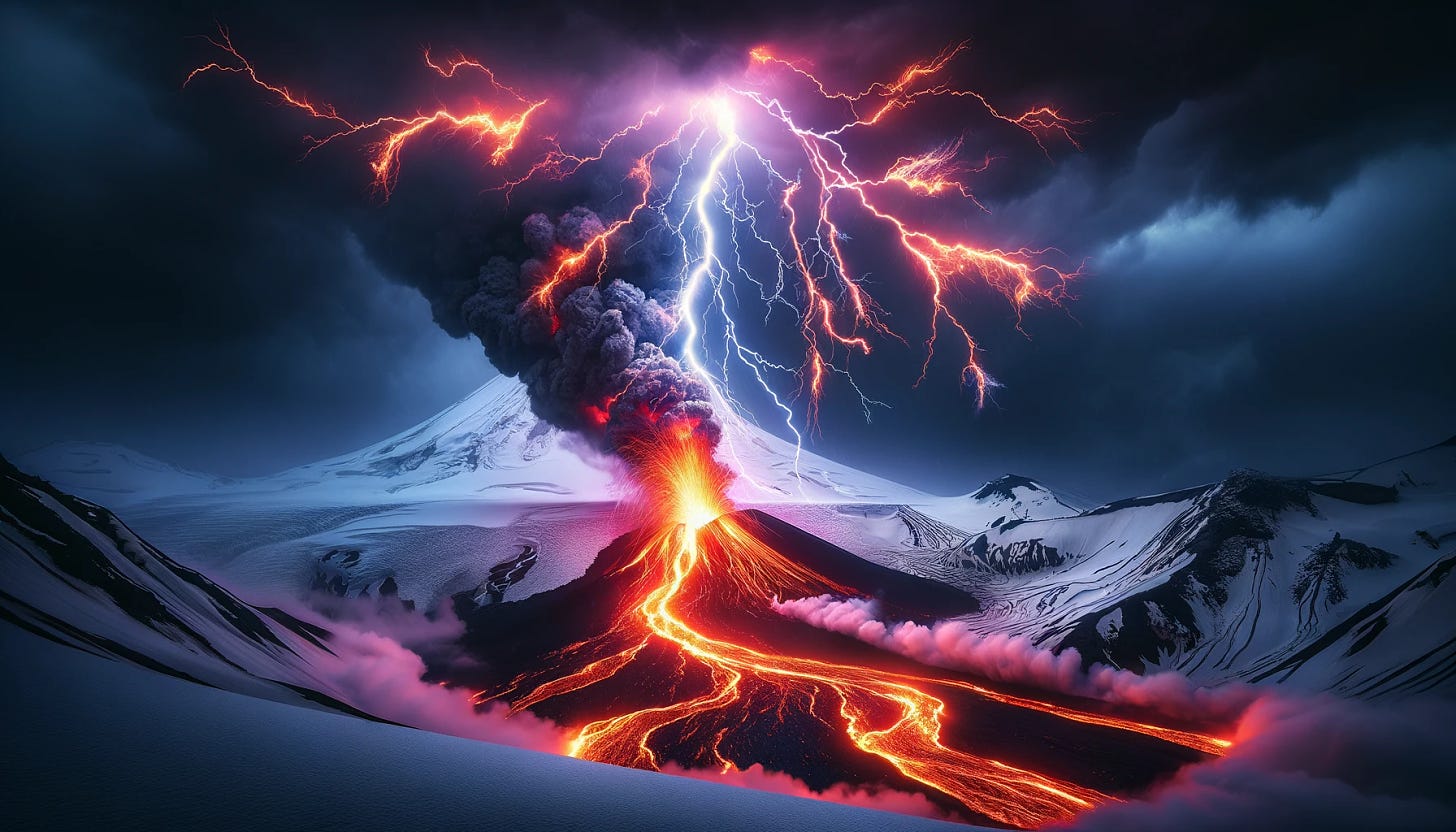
(170, 27), (1247, 828)
(6, 5), (1454, 831)
(454, 426), (1230, 828)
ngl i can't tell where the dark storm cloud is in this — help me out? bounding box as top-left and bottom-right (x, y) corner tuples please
(0, 2), (488, 475)
(1, 0), (1453, 495)
(859, 146), (1456, 499)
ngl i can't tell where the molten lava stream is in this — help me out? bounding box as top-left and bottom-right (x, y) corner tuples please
(556, 518), (1107, 828)
(484, 430), (1238, 828)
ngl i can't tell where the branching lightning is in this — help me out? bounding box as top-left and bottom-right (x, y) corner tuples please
(180, 32), (1211, 830)
(185, 25), (545, 197)
(188, 26), (1082, 455)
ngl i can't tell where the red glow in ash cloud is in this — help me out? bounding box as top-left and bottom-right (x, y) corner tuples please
(186, 25), (1084, 432)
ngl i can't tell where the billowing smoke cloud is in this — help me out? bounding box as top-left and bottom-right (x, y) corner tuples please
(277, 595), (568, 753)
(318, 623), (568, 753)
(772, 595), (1254, 723)
(454, 206), (721, 467)
(1061, 694), (1456, 832)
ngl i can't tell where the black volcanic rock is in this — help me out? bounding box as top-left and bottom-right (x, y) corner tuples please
(970, 474), (1043, 502)
(1293, 533), (1397, 607)
(741, 509), (980, 618)
(956, 535), (1065, 574)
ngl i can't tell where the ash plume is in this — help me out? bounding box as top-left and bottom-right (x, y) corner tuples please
(453, 206), (722, 466)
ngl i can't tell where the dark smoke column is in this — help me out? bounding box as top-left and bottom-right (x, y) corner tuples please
(458, 208), (722, 469)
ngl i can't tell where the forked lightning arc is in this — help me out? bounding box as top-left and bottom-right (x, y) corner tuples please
(187, 30), (1231, 828)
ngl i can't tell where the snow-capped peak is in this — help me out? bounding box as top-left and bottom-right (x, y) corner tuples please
(22, 375), (929, 507)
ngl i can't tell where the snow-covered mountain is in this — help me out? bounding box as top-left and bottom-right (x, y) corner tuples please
(866, 438), (1456, 697)
(16, 376), (1455, 702)
(16, 376), (955, 608)
(0, 456), (368, 714)
(28, 375), (925, 508)
(926, 475), (1084, 532)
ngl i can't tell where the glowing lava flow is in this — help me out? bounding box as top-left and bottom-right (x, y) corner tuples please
(485, 431), (1230, 829)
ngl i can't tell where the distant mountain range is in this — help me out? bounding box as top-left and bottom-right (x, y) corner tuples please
(14, 376), (1456, 702)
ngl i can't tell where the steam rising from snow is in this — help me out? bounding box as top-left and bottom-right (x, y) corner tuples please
(281, 595), (569, 754)
(777, 595), (1456, 830)
(772, 594), (1255, 723)
(320, 624), (567, 753)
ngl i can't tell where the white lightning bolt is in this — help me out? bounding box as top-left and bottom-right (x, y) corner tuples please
(670, 96), (819, 499)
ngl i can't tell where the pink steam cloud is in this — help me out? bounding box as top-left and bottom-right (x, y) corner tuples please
(268, 594), (569, 755)
(661, 762), (951, 820)
(771, 594), (1254, 724)
(1060, 694), (1456, 831)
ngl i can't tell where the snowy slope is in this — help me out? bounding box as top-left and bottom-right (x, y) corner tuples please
(0, 456), (368, 714)
(859, 439), (1456, 697)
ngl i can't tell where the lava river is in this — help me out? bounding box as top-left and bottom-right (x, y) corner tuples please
(456, 432), (1231, 828)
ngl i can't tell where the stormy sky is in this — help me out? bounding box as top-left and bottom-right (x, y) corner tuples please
(2, 0), (1453, 501)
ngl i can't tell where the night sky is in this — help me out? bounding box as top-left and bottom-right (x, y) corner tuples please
(3, 0), (1453, 501)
